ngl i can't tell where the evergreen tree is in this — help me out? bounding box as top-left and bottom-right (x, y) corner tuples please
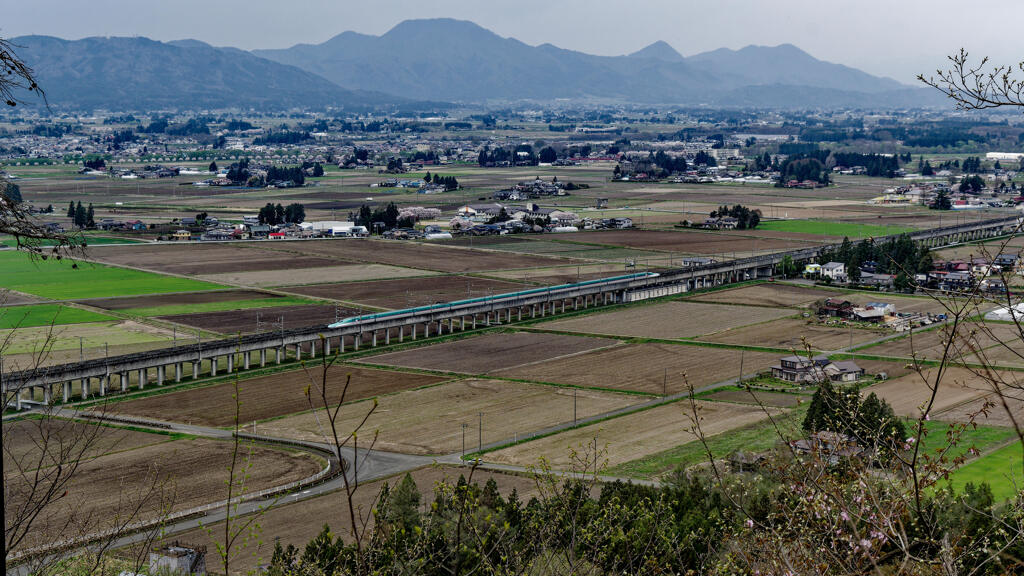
(2, 181), (22, 203)
(86, 203), (95, 228)
(67, 201), (75, 219)
(74, 201), (86, 228)
(208, 161), (217, 172)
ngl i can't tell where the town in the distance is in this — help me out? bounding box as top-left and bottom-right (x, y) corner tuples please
(2, 10), (1024, 576)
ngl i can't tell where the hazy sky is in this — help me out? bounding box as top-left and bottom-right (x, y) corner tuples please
(5, 0), (1020, 83)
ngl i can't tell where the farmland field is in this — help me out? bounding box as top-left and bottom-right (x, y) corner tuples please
(283, 274), (529, 309)
(0, 303), (114, 329)
(359, 331), (618, 374)
(486, 400), (780, 469)
(258, 379), (640, 455)
(111, 364), (447, 427)
(703, 389), (805, 407)
(6, 433), (320, 552)
(689, 283), (844, 308)
(492, 343), (780, 394)
(78, 289), (276, 311)
(856, 322), (1021, 362)
(863, 366), (996, 418)
(266, 238), (580, 273)
(86, 242), (342, 275)
(559, 229), (817, 254)
(946, 442), (1024, 501)
(0, 320), (173, 360)
(936, 394), (1024, 428)
(537, 300), (794, 339)
(756, 219), (915, 238)
(700, 317), (885, 351)
(0, 250), (221, 299)
(157, 303), (353, 335)
(197, 263), (438, 287)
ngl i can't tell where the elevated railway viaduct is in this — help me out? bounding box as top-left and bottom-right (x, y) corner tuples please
(3, 215), (1020, 407)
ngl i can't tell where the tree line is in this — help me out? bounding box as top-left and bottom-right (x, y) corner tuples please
(818, 234), (933, 286)
(66, 200), (94, 228)
(258, 202), (305, 225)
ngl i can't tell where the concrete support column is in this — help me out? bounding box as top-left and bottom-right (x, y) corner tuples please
(258, 349), (266, 367)
(210, 357), (218, 376)
(43, 384), (52, 404)
(192, 362), (199, 379)
(339, 337), (345, 353)
(399, 327), (404, 342)
(473, 316), (478, 329)
(82, 378), (90, 398)
(243, 351), (250, 370)
(324, 339), (331, 356)
(156, 365), (164, 386)
(541, 304), (546, 317)
(385, 328), (391, 345)
(354, 334), (360, 350)
(175, 363), (183, 382)
(584, 296), (589, 308)
(138, 369), (146, 389)
(412, 324), (417, 340)
(310, 340), (317, 358)
(98, 376), (107, 397)
(425, 323), (431, 337)
(372, 331), (378, 347)
(276, 347), (282, 364)
(63, 381), (72, 403)
(294, 344), (301, 361)
(574, 299), (579, 310)
(226, 355), (234, 374)
(518, 308), (523, 321)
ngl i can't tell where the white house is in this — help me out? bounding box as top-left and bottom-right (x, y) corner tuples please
(821, 262), (847, 281)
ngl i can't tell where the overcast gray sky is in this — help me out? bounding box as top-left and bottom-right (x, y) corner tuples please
(5, 0), (1020, 83)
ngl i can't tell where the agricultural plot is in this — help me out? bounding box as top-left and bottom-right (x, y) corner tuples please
(0, 250), (221, 299)
(857, 322), (1020, 363)
(112, 365), (446, 427)
(492, 343), (779, 395)
(841, 292), (956, 316)
(755, 219), (915, 238)
(704, 389), (804, 408)
(487, 263), (647, 285)
(266, 239), (579, 273)
(486, 400), (780, 469)
(162, 465), (539, 573)
(79, 289), (275, 311)
(259, 379), (640, 455)
(157, 303), (353, 335)
(560, 229), (816, 255)
(700, 318), (884, 351)
(537, 300), (794, 340)
(863, 366), (996, 418)
(3, 418), (170, 471)
(936, 394), (1024, 428)
(0, 321), (173, 370)
(0, 304), (114, 329)
(283, 275), (529, 309)
(86, 243), (342, 276)
(690, 283), (845, 308)
(6, 433), (320, 552)
(359, 332), (618, 374)
(0, 288), (42, 306)
(197, 263), (437, 288)
(946, 442), (1024, 502)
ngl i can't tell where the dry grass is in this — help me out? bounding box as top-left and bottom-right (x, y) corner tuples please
(486, 400), (780, 469)
(257, 379), (640, 455)
(537, 300), (794, 339)
(492, 343), (780, 395)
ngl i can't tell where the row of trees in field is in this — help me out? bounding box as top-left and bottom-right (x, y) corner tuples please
(258, 202), (305, 225)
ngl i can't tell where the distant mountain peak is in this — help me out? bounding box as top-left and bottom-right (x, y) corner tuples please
(629, 40), (684, 62)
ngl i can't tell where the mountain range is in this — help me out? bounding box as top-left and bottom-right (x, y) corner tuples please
(12, 18), (941, 111)
(11, 35), (403, 111)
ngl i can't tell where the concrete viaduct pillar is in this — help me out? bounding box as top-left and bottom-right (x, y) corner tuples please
(193, 361), (200, 379)
(63, 381), (72, 403)
(175, 363), (182, 382)
(157, 365), (165, 385)
(324, 339), (331, 356)
(210, 357), (217, 376)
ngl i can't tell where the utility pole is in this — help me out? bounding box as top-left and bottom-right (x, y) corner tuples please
(79, 337), (84, 362)
(478, 411), (483, 455)
(462, 422), (468, 457)
(663, 368), (668, 396)
(738, 350), (745, 386)
(573, 388), (577, 425)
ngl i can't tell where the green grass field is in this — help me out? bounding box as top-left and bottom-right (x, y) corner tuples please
(0, 250), (222, 299)
(757, 220), (917, 238)
(123, 296), (315, 317)
(946, 441), (1023, 501)
(0, 234), (146, 247)
(0, 321), (172, 355)
(0, 304), (114, 329)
